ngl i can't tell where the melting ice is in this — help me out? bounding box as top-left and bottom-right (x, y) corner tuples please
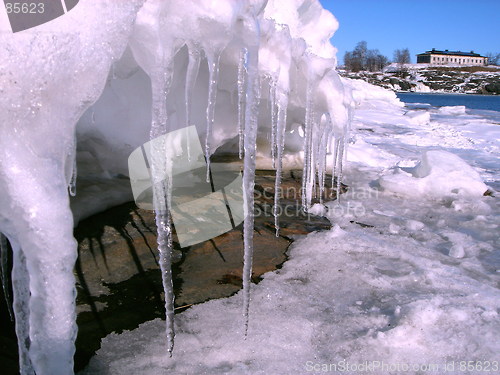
(0, 0), (350, 374)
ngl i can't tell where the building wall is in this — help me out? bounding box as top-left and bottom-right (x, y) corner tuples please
(417, 55), (431, 63)
(428, 54), (487, 66)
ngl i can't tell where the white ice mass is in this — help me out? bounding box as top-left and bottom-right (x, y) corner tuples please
(2, 1), (500, 374)
(1, 1), (352, 374)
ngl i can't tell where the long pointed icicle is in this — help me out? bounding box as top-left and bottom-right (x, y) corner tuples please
(331, 136), (339, 188)
(331, 136), (343, 201)
(150, 62), (175, 355)
(333, 106), (353, 202)
(205, 51), (221, 181)
(301, 77), (315, 209)
(0, 233), (13, 320)
(336, 140), (345, 202)
(269, 78), (278, 169)
(11, 242), (34, 375)
(309, 114), (318, 202)
(242, 41), (260, 336)
(318, 116), (332, 204)
(185, 44), (201, 161)
(273, 95), (288, 236)
(238, 48), (248, 159)
(185, 44), (201, 129)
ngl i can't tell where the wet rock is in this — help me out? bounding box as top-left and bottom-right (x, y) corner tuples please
(484, 82), (500, 94)
(72, 169), (343, 370)
(340, 68), (500, 95)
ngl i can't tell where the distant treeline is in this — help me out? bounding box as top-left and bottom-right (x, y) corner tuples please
(343, 41), (410, 72)
(344, 42), (499, 72)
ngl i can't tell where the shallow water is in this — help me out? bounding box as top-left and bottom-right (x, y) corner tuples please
(397, 92), (500, 111)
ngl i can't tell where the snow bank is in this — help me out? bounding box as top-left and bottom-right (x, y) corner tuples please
(82, 219), (500, 374)
(379, 150), (489, 199)
(342, 76), (404, 108)
(405, 110), (431, 125)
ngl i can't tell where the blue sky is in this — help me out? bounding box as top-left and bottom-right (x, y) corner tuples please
(319, 0), (500, 64)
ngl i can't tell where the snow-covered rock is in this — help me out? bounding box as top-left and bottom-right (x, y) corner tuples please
(379, 150), (489, 199)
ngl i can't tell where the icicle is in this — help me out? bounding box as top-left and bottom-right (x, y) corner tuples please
(333, 104), (353, 202)
(336, 140), (345, 202)
(331, 135), (344, 202)
(242, 39), (260, 336)
(185, 43), (201, 160)
(320, 121), (333, 204)
(205, 51), (221, 182)
(155, 206), (175, 353)
(0, 233), (14, 320)
(68, 152), (77, 197)
(185, 44), (201, 128)
(308, 116), (317, 204)
(11, 242), (34, 375)
(317, 116), (330, 205)
(269, 78), (278, 169)
(238, 48), (248, 159)
(301, 77), (315, 209)
(150, 61), (175, 355)
(66, 137), (77, 197)
(331, 136), (340, 188)
(273, 95), (288, 236)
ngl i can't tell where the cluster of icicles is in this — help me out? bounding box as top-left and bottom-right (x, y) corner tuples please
(129, 0), (352, 357)
(0, 1), (352, 374)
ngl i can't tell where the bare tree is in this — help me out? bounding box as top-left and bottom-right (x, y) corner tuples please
(366, 49), (389, 72)
(485, 52), (500, 66)
(344, 41), (389, 72)
(343, 51), (354, 71)
(352, 41), (368, 71)
(393, 48), (411, 65)
(393, 48), (411, 76)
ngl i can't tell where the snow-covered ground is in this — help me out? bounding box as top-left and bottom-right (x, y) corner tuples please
(82, 81), (500, 374)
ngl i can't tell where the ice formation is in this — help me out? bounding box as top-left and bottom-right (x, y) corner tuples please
(379, 150), (489, 199)
(0, 0), (350, 373)
(82, 70), (500, 375)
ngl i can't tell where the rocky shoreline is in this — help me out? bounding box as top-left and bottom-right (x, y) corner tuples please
(341, 66), (500, 95)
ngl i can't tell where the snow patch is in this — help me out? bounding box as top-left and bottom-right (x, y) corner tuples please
(379, 150), (489, 199)
(438, 105), (467, 115)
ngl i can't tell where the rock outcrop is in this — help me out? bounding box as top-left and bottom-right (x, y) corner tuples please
(341, 65), (500, 95)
